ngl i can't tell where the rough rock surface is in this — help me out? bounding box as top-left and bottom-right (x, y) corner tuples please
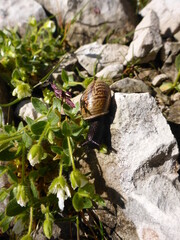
(168, 100), (180, 124)
(125, 10), (162, 64)
(110, 78), (151, 93)
(160, 41), (180, 79)
(75, 42), (128, 75)
(15, 100), (42, 121)
(85, 93), (179, 239)
(96, 63), (124, 79)
(126, 175), (180, 240)
(35, 0), (137, 46)
(141, 0), (180, 37)
(152, 74), (169, 87)
(0, 0), (46, 35)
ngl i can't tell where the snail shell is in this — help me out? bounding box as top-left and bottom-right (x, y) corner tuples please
(80, 79), (111, 120)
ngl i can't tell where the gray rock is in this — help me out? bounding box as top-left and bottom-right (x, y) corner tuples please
(16, 100), (42, 121)
(167, 100), (180, 124)
(51, 53), (78, 81)
(141, 0), (180, 37)
(174, 30), (180, 42)
(110, 78), (151, 93)
(0, 0), (46, 35)
(160, 41), (180, 65)
(125, 175), (180, 240)
(75, 42), (128, 75)
(96, 63), (124, 79)
(160, 41), (180, 79)
(35, 0), (137, 46)
(85, 92), (179, 239)
(125, 10), (162, 64)
(96, 93), (178, 194)
(170, 92), (180, 102)
(152, 74), (169, 87)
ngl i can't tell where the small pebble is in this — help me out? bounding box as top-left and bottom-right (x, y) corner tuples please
(152, 74), (169, 86)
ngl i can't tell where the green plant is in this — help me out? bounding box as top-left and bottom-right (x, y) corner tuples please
(160, 54), (180, 93)
(0, 17), (66, 104)
(0, 67), (106, 239)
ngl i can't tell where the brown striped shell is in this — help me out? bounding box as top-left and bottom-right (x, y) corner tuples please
(80, 79), (111, 120)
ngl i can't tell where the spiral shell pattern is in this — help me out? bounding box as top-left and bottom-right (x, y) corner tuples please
(80, 79), (111, 120)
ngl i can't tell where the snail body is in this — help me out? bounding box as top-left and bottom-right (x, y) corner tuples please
(80, 79), (111, 147)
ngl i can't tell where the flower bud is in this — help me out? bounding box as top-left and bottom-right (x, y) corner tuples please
(70, 170), (88, 190)
(15, 184), (29, 207)
(43, 20), (56, 33)
(12, 82), (31, 99)
(27, 144), (43, 166)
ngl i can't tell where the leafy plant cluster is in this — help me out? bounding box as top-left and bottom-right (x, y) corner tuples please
(0, 17), (66, 102)
(0, 18), (105, 240)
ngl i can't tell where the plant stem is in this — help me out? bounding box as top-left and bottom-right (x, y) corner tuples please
(59, 159), (63, 177)
(28, 206), (33, 235)
(21, 146), (26, 184)
(0, 98), (20, 107)
(76, 216), (80, 240)
(0, 135), (22, 145)
(67, 136), (76, 171)
(173, 70), (180, 86)
(37, 122), (50, 146)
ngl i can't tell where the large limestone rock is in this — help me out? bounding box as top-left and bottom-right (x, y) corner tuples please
(35, 0), (137, 46)
(125, 10), (162, 64)
(75, 42), (128, 75)
(141, 0), (180, 37)
(0, 0), (46, 35)
(86, 93), (180, 239)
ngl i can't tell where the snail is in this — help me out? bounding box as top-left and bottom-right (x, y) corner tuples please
(80, 79), (111, 148)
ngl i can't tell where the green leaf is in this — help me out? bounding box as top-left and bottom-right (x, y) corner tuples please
(12, 68), (21, 80)
(51, 145), (62, 154)
(72, 193), (92, 212)
(43, 215), (53, 239)
(6, 198), (26, 216)
(7, 168), (18, 183)
(47, 110), (59, 126)
(25, 117), (34, 126)
(63, 102), (80, 119)
(0, 214), (13, 232)
(72, 193), (84, 211)
(175, 54), (180, 71)
(29, 178), (39, 199)
(61, 121), (72, 136)
(0, 166), (7, 177)
(175, 83), (180, 92)
(31, 120), (47, 135)
(0, 188), (9, 202)
(31, 97), (48, 114)
(17, 121), (24, 131)
(79, 183), (95, 197)
(22, 132), (32, 148)
(159, 82), (174, 93)
(20, 234), (33, 240)
(53, 97), (61, 112)
(82, 78), (93, 88)
(81, 197), (92, 209)
(61, 69), (69, 84)
(0, 146), (21, 161)
(61, 152), (71, 166)
(71, 123), (83, 137)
